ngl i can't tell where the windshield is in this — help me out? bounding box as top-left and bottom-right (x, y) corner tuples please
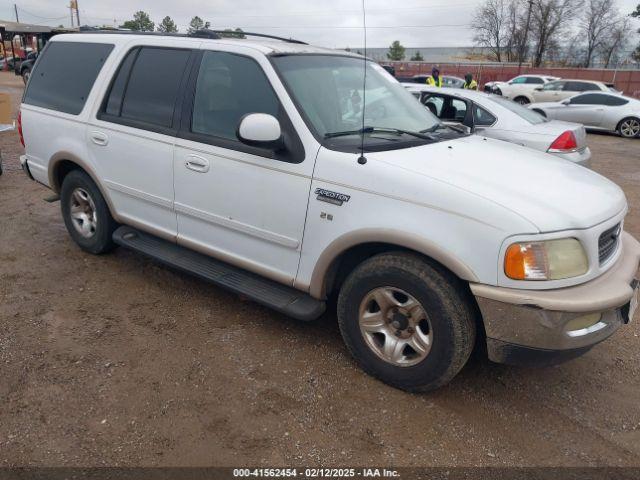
(486, 95), (546, 125)
(271, 55), (443, 150)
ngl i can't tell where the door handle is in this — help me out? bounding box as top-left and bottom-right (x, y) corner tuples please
(90, 131), (108, 146)
(185, 154), (210, 173)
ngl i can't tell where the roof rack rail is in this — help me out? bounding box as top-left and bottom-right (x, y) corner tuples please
(194, 29), (307, 44)
(75, 28), (307, 45)
(77, 29), (205, 39)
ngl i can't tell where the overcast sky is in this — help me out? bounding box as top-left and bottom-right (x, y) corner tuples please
(1, 0), (639, 48)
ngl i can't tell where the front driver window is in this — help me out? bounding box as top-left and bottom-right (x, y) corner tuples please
(569, 93), (608, 105)
(192, 51), (280, 141)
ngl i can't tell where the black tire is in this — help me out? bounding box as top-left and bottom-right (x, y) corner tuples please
(494, 88), (502, 96)
(617, 117), (640, 139)
(60, 169), (117, 254)
(22, 68), (30, 85)
(514, 96), (530, 105)
(337, 252), (476, 392)
(532, 108), (546, 118)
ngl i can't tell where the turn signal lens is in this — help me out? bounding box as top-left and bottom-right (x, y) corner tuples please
(504, 238), (588, 281)
(548, 131), (577, 153)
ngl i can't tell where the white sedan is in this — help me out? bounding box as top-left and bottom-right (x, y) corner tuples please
(529, 92), (640, 139)
(403, 84), (592, 167)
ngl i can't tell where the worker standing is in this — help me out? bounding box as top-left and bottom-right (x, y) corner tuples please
(463, 73), (478, 90)
(426, 67), (442, 87)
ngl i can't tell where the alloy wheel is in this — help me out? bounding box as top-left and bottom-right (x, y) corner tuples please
(358, 287), (433, 367)
(620, 118), (640, 138)
(69, 187), (98, 238)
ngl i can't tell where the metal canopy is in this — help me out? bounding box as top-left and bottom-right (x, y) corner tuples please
(0, 20), (53, 34)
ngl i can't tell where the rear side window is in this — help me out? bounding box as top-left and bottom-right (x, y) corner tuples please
(525, 77), (544, 84)
(101, 47), (191, 130)
(565, 81), (599, 92)
(23, 41), (113, 115)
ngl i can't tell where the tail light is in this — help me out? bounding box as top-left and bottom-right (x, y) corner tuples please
(548, 131), (577, 153)
(17, 110), (24, 147)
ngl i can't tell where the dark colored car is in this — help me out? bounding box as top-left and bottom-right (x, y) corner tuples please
(14, 51), (38, 84)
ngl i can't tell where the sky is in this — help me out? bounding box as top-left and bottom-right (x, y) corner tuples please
(1, 0), (639, 48)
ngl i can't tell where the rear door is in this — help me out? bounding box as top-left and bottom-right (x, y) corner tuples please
(88, 42), (198, 239)
(173, 48), (314, 285)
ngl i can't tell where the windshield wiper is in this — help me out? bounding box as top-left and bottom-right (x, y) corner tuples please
(324, 126), (436, 140)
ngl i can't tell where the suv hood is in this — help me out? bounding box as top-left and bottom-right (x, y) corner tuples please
(372, 135), (626, 232)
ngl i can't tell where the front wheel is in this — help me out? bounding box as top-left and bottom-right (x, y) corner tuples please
(513, 96), (530, 105)
(618, 117), (640, 138)
(22, 69), (30, 84)
(337, 252), (476, 392)
(60, 170), (117, 254)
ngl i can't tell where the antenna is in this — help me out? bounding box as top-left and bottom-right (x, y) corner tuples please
(358, 0), (368, 165)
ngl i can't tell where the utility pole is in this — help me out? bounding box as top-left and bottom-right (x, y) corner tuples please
(14, 3), (19, 23)
(69, 2), (74, 27)
(75, 0), (80, 27)
(518, 0), (534, 72)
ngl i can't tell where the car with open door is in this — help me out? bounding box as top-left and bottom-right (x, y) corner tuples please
(403, 84), (592, 167)
(530, 92), (640, 139)
(18, 31), (640, 392)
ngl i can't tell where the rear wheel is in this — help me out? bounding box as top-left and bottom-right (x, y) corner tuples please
(618, 117), (640, 138)
(532, 108), (546, 118)
(60, 170), (117, 254)
(337, 252), (476, 392)
(514, 96), (530, 105)
(22, 68), (31, 84)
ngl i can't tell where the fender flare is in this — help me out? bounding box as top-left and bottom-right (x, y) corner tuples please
(307, 228), (479, 299)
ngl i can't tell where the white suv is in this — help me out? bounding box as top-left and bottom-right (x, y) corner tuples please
(19, 32), (640, 391)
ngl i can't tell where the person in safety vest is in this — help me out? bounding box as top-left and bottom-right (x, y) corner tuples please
(463, 73), (478, 90)
(426, 67), (442, 87)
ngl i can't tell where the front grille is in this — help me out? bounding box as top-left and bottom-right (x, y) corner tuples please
(598, 223), (621, 265)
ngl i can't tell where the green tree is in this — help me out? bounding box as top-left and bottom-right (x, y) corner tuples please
(188, 16), (211, 34)
(157, 16), (178, 33)
(386, 40), (406, 61)
(410, 51), (424, 61)
(120, 11), (154, 32)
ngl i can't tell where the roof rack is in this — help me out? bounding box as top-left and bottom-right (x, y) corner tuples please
(76, 27), (307, 44)
(196, 29), (307, 45)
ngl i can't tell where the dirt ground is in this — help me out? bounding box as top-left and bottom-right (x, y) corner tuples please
(1, 70), (640, 468)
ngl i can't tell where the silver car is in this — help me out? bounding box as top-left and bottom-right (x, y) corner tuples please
(530, 92), (640, 139)
(403, 84), (592, 167)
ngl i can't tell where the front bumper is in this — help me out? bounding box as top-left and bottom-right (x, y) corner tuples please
(471, 232), (640, 366)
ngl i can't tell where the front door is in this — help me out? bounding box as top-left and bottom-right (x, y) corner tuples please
(173, 50), (313, 285)
(555, 93), (607, 127)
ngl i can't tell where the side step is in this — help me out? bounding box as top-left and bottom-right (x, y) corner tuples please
(112, 226), (325, 321)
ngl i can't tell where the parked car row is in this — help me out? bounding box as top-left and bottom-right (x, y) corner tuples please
(484, 74), (621, 105)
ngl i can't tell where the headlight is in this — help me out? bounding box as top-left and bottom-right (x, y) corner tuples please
(504, 238), (588, 280)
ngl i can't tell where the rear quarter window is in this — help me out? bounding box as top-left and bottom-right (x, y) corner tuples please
(23, 41), (114, 115)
